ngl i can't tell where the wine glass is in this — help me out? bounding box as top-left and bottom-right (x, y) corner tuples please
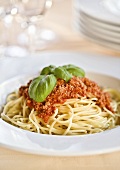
(13, 0), (57, 52)
(0, 1), (29, 57)
(0, 0), (56, 57)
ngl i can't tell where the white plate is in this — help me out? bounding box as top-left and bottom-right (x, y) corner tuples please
(79, 12), (120, 38)
(0, 52), (120, 156)
(79, 21), (120, 44)
(74, 0), (120, 25)
(73, 10), (120, 32)
(103, 0), (120, 17)
(74, 21), (120, 51)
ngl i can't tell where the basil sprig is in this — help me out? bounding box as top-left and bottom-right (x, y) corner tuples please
(54, 66), (72, 82)
(29, 64), (85, 102)
(29, 75), (56, 102)
(63, 64), (85, 77)
(41, 65), (56, 75)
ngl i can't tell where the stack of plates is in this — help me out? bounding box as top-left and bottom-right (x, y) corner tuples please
(73, 0), (120, 51)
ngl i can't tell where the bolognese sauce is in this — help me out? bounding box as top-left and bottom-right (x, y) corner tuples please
(19, 76), (113, 123)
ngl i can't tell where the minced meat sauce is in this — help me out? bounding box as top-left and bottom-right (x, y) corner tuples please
(19, 77), (113, 123)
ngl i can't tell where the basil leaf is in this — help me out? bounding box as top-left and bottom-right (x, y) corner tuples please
(63, 64), (76, 69)
(63, 64), (85, 77)
(54, 66), (72, 82)
(29, 74), (57, 102)
(29, 75), (45, 100)
(40, 65), (56, 75)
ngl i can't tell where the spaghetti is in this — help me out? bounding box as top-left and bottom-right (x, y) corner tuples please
(1, 77), (120, 135)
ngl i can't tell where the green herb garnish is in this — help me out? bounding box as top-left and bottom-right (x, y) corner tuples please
(63, 64), (85, 77)
(29, 74), (56, 102)
(28, 64), (85, 102)
(40, 65), (56, 75)
(54, 66), (72, 82)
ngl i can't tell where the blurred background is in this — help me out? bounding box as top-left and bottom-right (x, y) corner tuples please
(0, 0), (120, 58)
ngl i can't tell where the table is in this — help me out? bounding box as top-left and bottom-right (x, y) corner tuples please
(0, 0), (120, 170)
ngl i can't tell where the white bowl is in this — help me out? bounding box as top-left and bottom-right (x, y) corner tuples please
(0, 72), (120, 156)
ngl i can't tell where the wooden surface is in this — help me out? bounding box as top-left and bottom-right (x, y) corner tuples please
(0, 0), (120, 170)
